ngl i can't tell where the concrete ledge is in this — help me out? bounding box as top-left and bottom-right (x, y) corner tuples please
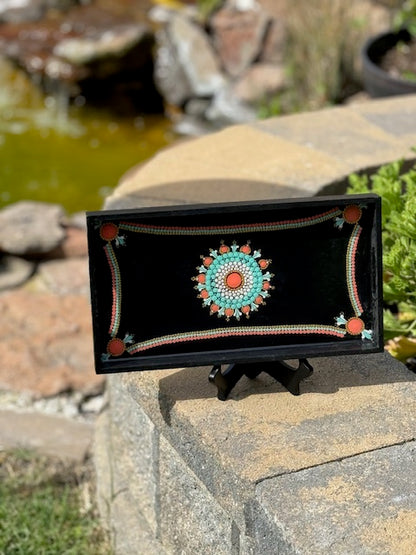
(95, 353), (416, 553)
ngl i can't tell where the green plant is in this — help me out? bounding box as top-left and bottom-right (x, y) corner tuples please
(196, 0), (223, 19)
(394, 0), (416, 36)
(347, 159), (416, 361)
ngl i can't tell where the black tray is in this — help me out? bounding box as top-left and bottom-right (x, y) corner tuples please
(87, 194), (383, 375)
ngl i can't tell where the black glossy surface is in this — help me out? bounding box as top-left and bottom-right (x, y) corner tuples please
(87, 194), (383, 373)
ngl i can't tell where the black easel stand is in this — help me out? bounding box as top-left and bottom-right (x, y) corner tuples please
(209, 359), (313, 401)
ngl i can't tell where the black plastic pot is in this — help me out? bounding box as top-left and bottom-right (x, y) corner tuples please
(362, 29), (416, 97)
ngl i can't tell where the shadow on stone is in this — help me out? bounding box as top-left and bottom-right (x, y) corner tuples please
(157, 353), (415, 425)
(104, 178), (307, 210)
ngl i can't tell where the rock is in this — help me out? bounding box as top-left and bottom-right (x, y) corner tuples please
(0, 0), (76, 24)
(155, 14), (225, 105)
(211, 6), (269, 77)
(0, 289), (103, 398)
(53, 23), (149, 65)
(69, 211), (87, 230)
(206, 85), (257, 125)
(0, 410), (93, 461)
(259, 17), (287, 64)
(0, 255), (35, 291)
(184, 97), (212, 118)
(154, 27), (193, 106)
(48, 226), (89, 259)
(225, 0), (260, 9)
(0, 201), (65, 256)
(233, 62), (286, 104)
(0, 4), (161, 111)
(36, 258), (90, 295)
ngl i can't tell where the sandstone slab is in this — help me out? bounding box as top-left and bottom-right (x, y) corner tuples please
(53, 225), (88, 258)
(0, 289), (102, 398)
(36, 257), (90, 296)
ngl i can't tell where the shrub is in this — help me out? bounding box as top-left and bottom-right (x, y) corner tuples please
(348, 159), (416, 362)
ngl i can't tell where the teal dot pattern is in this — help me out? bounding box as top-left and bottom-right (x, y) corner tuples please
(195, 242), (272, 321)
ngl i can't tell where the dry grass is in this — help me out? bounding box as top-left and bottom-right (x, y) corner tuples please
(283, 0), (393, 110)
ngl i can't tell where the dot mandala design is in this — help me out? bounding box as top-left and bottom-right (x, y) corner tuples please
(193, 241), (274, 321)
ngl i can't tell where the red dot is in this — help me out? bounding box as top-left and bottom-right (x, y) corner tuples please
(203, 256), (213, 267)
(240, 244), (251, 254)
(197, 274), (206, 284)
(241, 305), (250, 314)
(262, 281), (270, 290)
(200, 289), (209, 299)
(107, 338), (125, 356)
(225, 308), (234, 317)
(346, 317), (365, 335)
(100, 223), (118, 241)
(226, 271), (243, 289)
(258, 259), (269, 269)
(210, 304), (219, 313)
(255, 295), (263, 305)
(343, 205), (362, 224)
(219, 245), (230, 254)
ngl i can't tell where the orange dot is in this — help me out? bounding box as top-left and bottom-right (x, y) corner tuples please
(219, 245), (230, 254)
(346, 317), (365, 335)
(100, 223), (118, 241)
(200, 289), (209, 299)
(255, 295), (263, 305)
(240, 244), (251, 254)
(225, 308), (234, 317)
(210, 304), (219, 313)
(107, 338), (125, 356)
(241, 305), (250, 314)
(343, 205), (362, 224)
(197, 274), (206, 284)
(226, 271), (243, 289)
(258, 259), (269, 269)
(203, 256), (213, 267)
(262, 281), (270, 290)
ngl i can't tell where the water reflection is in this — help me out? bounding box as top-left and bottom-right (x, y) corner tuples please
(0, 58), (175, 213)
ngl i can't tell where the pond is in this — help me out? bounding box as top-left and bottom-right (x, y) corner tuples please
(0, 58), (175, 215)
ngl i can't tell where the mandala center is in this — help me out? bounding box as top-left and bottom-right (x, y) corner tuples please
(225, 271), (244, 290)
(194, 241), (273, 321)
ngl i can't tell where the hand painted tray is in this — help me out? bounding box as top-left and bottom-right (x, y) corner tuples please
(87, 194), (383, 374)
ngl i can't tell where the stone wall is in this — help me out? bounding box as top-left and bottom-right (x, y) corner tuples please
(95, 95), (416, 553)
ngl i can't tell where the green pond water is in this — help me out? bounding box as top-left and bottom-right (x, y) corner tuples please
(0, 60), (175, 214)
